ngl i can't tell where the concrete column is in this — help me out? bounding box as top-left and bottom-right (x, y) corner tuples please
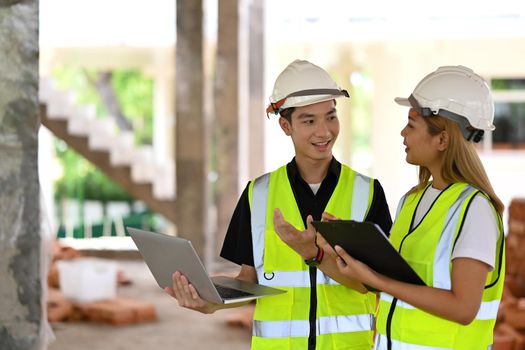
(175, 0), (207, 257)
(214, 0), (241, 258)
(0, 1), (44, 349)
(212, 0), (264, 264)
(247, 0), (265, 180)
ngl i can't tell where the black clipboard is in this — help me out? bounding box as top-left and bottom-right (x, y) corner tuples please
(312, 220), (425, 290)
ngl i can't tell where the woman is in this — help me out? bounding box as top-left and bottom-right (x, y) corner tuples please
(329, 66), (505, 349)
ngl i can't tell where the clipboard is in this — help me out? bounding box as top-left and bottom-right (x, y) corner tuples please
(311, 220), (425, 290)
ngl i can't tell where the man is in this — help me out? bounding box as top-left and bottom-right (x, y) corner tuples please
(167, 59), (392, 349)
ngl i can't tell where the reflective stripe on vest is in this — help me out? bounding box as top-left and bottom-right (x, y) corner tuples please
(256, 269), (341, 288)
(251, 173), (270, 273)
(249, 164), (375, 346)
(380, 293), (500, 320)
(431, 185), (476, 290)
(377, 183), (505, 349)
(253, 314), (374, 338)
(351, 173), (373, 220)
(374, 334), (494, 350)
(374, 334), (453, 350)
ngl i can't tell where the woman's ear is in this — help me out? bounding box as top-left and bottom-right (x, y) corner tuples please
(279, 117), (292, 136)
(437, 130), (449, 151)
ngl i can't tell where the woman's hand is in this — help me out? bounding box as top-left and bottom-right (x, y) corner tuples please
(334, 245), (382, 290)
(164, 271), (219, 314)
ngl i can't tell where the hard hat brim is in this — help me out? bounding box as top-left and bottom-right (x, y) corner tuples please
(394, 97), (411, 107)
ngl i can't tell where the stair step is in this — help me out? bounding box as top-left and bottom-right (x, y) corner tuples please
(68, 105), (97, 137)
(88, 118), (118, 151)
(39, 78), (78, 119)
(109, 131), (135, 166)
(39, 76), (177, 213)
(131, 146), (155, 183)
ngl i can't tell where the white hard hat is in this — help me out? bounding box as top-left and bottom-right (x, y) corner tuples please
(266, 59), (349, 115)
(395, 65), (495, 142)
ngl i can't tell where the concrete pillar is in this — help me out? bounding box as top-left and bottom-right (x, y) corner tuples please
(247, 0), (265, 180)
(175, 0), (207, 257)
(213, 0), (265, 264)
(0, 1), (45, 349)
(214, 0), (241, 258)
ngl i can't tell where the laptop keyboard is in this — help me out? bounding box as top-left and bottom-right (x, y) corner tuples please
(214, 284), (254, 299)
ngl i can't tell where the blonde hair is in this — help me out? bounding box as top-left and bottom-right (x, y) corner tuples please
(411, 115), (504, 215)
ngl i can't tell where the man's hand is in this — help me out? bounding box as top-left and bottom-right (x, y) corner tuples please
(273, 208), (318, 260)
(316, 211), (340, 259)
(321, 211), (339, 222)
(164, 271), (219, 314)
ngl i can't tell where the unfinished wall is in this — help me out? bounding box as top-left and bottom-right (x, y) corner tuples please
(0, 1), (43, 349)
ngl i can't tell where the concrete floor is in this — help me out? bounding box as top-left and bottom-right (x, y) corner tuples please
(46, 259), (252, 350)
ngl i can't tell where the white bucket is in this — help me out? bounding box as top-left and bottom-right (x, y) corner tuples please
(57, 257), (118, 303)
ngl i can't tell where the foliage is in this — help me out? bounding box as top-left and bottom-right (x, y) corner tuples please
(112, 70), (154, 145)
(54, 139), (133, 202)
(53, 66), (154, 144)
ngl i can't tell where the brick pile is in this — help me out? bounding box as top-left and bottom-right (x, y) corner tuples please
(47, 240), (156, 325)
(495, 198), (525, 350)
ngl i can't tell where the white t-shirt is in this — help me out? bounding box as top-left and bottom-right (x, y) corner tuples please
(309, 183), (322, 195)
(402, 186), (498, 270)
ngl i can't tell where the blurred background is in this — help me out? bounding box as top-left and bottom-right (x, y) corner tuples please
(38, 0), (525, 259)
(5, 0), (525, 348)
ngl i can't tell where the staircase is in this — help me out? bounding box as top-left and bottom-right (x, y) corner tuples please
(39, 78), (177, 223)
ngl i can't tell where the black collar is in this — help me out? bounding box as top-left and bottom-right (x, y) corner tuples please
(286, 157), (341, 184)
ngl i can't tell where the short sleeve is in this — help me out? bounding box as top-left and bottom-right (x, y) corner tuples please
(365, 179), (393, 236)
(219, 182), (255, 266)
(451, 194), (499, 270)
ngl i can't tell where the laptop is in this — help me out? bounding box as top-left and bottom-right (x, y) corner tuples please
(311, 220), (425, 290)
(126, 227), (285, 304)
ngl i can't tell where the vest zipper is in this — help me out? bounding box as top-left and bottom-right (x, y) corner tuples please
(308, 266), (317, 350)
(385, 297), (398, 350)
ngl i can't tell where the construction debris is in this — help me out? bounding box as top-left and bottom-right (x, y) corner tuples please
(47, 240), (156, 326)
(494, 198), (525, 350)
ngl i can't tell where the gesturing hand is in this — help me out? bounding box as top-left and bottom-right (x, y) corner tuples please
(273, 208), (318, 260)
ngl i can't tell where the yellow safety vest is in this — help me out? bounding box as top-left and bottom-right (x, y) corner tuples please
(249, 164), (376, 350)
(375, 183), (505, 350)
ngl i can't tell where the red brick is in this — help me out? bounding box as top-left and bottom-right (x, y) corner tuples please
(506, 306), (525, 330)
(510, 220), (525, 236)
(47, 288), (73, 322)
(496, 323), (525, 350)
(493, 332), (515, 350)
(47, 262), (60, 289)
(117, 270), (132, 285)
(509, 199), (525, 222)
(73, 297), (156, 325)
(225, 304), (254, 330)
(114, 297), (156, 322)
